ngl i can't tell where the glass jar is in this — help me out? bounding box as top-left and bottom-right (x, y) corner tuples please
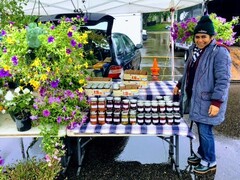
(90, 111), (98, 125)
(144, 102), (151, 113)
(121, 110), (129, 125)
(159, 113), (166, 125)
(166, 113), (173, 125)
(166, 102), (173, 113)
(144, 113), (152, 125)
(156, 95), (163, 101)
(105, 110), (113, 124)
(159, 101), (166, 113)
(151, 101), (158, 113)
(129, 110), (137, 125)
(173, 102), (180, 113)
(90, 97), (98, 111)
(106, 96), (114, 110)
(137, 102), (144, 113)
(113, 111), (121, 124)
(130, 99), (137, 110)
(98, 111), (105, 125)
(137, 113), (144, 125)
(114, 97), (121, 111)
(98, 97), (106, 111)
(152, 113), (159, 125)
(174, 113), (181, 125)
(122, 99), (130, 111)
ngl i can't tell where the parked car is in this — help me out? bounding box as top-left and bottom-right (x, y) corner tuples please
(37, 13), (142, 79)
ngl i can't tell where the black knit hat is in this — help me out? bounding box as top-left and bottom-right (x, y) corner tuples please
(194, 15), (215, 35)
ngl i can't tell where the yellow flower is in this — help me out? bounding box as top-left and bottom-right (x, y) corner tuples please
(78, 87), (84, 93)
(68, 58), (73, 63)
(3, 65), (10, 71)
(40, 74), (48, 81)
(29, 79), (40, 90)
(78, 79), (85, 84)
(31, 58), (41, 67)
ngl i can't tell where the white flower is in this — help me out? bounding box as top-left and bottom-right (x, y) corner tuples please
(1, 109), (6, 114)
(23, 88), (30, 94)
(14, 87), (21, 94)
(4, 91), (14, 101)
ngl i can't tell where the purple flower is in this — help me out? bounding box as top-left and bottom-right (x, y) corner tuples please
(65, 17), (72, 23)
(67, 31), (73, 37)
(76, 15), (81, 20)
(1, 30), (6, 36)
(3, 47), (7, 53)
(48, 36), (55, 43)
(63, 106), (67, 112)
(30, 115), (38, 121)
(39, 87), (47, 97)
(11, 56), (18, 66)
(70, 39), (77, 47)
(64, 90), (75, 98)
(0, 68), (11, 77)
(71, 110), (76, 116)
(57, 116), (62, 123)
(66, 48), (71, 54)
(50, 25), (55, 30)
(49, 96), (61, 104)
(50, 79), (59, 88)
(67, 122), (78, 130)
(42, 109), (50, 117)
(78, 43), (82, 48)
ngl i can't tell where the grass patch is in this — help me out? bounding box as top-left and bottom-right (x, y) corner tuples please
(144, 23), (171, 31)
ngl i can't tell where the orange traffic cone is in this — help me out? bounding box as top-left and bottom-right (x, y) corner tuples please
(151, 58), (160, 80)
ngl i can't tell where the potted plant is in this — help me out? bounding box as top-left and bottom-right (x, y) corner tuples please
(0, 15), (90, 161)
(2, 86), (34, 131)
(171, 13), (240, 45)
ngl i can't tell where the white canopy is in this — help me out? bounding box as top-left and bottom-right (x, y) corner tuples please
(23, 0), (204, 81)
(23, 0), (203, 15)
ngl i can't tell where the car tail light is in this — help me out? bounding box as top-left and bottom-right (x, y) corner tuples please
(108, 65), (123, 78)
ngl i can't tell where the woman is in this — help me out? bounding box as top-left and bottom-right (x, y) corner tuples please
(173, 15), (231, 175)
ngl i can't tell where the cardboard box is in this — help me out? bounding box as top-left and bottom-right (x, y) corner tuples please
(123, 70), (148, 81)
(123, 81), (148, 88)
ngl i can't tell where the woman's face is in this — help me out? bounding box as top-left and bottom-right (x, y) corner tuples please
(194, 33), (213, 49)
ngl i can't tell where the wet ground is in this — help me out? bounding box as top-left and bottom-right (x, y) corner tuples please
(1, 32), (240, 180)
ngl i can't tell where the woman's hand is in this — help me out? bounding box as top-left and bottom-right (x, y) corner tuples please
(173, 86), (180, 95)
(208, 105), (220, 117)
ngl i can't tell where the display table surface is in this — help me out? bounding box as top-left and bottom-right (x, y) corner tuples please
(0, 114), (66, 138)
(68, 119), (195, 138)
(137, 81), (176, 100)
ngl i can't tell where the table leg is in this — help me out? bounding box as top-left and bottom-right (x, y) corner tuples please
(20, 138), (26, 159)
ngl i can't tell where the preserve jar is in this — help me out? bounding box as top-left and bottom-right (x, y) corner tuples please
(151, 101), (158, 113)
(144, 113), (152, 125)
(98, 111), (105, 125)
(137, 113), (144, 125)
(159, 113), (166, 125)
(166, 113), (173, 125)
(90, 111), (98, 125)
(152, 113), (159, 125)
(121, 110), (129, 125)
(159, 101), (166, 113)
(113, 111), (121, 125)
(122, 99), (130, 111)
(173, 102), (180, 113)
(137, 102), (144, 113)
(90, 97), (98, 111)
(174, 113), (181, 125)
(98, 97), (106, 111)
(105, 110), (113, 124)
(130, 99), (137, 110)
(106, 96), (114, 110)
(144, 102), (151, 113)
(114, 97), (121, 110)
(166, 102), (173, 113)
(129, 110), (137, 125)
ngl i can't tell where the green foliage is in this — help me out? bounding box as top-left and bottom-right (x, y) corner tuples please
(0, 157), (62, 180)
(0, 0), (37, 28)
(144, 23), (171, 31)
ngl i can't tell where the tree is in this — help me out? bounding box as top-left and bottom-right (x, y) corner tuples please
(0, 0), (36, 28)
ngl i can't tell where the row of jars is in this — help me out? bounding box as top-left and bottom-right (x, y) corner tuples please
(89, 96), (180, 113)
(90, 111), (181, 126)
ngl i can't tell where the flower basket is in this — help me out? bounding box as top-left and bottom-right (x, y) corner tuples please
(10, 113), (32, 131)
(171, 13), (239, 46)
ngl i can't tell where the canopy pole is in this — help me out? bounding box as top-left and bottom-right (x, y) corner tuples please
(170, 7), (175, 81)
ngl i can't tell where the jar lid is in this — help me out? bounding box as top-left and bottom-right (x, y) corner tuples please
(90, 97), (97, 101)
(98, 97), (105, 101)
(106, 96), (113, 100)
